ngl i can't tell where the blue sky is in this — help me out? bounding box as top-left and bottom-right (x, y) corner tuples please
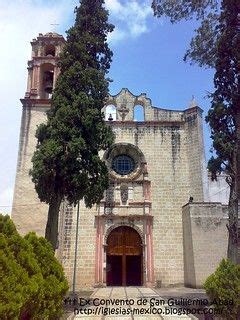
(0, 0), (215, 213)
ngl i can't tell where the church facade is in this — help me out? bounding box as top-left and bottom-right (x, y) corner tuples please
(12, 32), (228, 290)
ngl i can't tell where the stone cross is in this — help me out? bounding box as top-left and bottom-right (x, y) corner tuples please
(50, 22), (59, 32)
(118, 99), (129, 121)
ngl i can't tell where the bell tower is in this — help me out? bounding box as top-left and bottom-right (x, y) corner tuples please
(24, 32), (65, 100)
(12, 32), (65, 236)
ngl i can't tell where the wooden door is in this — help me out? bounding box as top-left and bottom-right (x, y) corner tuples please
(106, 226), (142, 286)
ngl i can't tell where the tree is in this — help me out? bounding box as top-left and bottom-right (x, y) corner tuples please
(152, 0), (240, 263)
(152, 0), (221, 67)
(204, 259), (240, 319)
(206, 0), (240, 263)
(30, 0), (115, 249)
(0, 214), (68, 319)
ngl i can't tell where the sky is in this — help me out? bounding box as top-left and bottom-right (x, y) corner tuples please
(0, 0), (215, 214)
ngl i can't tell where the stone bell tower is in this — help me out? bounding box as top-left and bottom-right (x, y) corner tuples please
(25, 32), (65, 100)
(12, 33), (65, 235)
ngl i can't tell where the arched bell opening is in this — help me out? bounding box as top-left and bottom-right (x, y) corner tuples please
(134, 105), (145, 121)
(45, 44), (56, 57)
(40, 63), (54, 99)
(106, 226), (143, 286)
(105, 105), (117, 121)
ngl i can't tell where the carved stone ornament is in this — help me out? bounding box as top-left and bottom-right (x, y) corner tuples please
(118, 99), (129, 121)
(120, 185), (128, 205)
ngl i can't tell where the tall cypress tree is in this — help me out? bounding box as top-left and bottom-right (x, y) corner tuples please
(30, 0), (115, 249)
(153, 0), (240, 263)
(206, 0), (240, 263)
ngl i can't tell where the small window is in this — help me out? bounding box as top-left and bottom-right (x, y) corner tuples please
(112, 155), (135, 175)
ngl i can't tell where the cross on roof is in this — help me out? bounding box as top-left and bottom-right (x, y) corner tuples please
(50, 22), (59, 32)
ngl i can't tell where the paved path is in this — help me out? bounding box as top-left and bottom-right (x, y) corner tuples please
(72, 287), (192, 320)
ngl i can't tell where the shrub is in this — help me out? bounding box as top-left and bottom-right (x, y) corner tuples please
(204, 259), (240, 320)
(0, 214), (68, 319)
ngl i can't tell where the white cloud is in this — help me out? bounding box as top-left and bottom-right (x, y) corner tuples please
(105, 0), (152, 43)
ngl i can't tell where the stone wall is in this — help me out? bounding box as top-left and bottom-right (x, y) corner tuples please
(57, 89), (208, 288)
(13, 32), (231, 290)
(12, 104), (49, 236)
(182, 202), (228, 288)
(12, 86), (209, 289)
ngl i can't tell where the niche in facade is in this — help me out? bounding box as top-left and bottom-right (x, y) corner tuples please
(134, 105), (144, 121)
(105, 105), (117, 121)
(40, 63), (54, 99)
(120, 184), (128, 205)
(45, 44), (56, 57)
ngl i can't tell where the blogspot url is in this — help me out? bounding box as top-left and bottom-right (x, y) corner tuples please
(73, 306), (224, 316)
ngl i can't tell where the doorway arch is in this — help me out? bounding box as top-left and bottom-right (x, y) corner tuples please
(106, 226), (142, 286)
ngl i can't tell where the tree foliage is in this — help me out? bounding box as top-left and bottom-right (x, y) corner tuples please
(0, 214), (68, 320)
(206, 0), (240, 179)
(30, 0), (115, 248)
(204, 259), (240, 319)
(152, 0), (240, 262)
(152, 0), (220, 67)
(206, 0), (240, 262)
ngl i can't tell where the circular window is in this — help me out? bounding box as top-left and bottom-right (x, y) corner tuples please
(112, 155), (135, 175)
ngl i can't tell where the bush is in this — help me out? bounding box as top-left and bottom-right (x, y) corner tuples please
(204, 259), (240, 320)
(0, 214), (68, 319)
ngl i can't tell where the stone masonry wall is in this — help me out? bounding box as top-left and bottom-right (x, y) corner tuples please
(182, 203), (228, 288)
(184, 108), (207, 202)
(12, 89), (208, 289)
(12, 105), (49, 236)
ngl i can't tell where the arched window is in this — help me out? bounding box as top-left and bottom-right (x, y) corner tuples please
(105, 105), (117, 121)
(45, 45), (56, 57)
(134, 105), (144, 121)
(40, 63), (54, 99)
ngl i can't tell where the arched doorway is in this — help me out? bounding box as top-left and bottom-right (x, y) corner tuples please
(106, 226), (142, 286)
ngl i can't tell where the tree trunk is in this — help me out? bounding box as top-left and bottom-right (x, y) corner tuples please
(235, 108), (240, 263)
(227, 186), (239, 263)
(45, 195), (62, 250)
(228, 110), (240, 263)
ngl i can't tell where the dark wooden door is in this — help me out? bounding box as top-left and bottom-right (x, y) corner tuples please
(106, 226), (142, 286)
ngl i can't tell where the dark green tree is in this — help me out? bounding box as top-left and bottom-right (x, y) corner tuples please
(204, 259), (240, 319)
(152, 0), (240, 262)
(206, 0), (240, 263)
(30, 0), (115, 249)
(0, 214), (68, 319)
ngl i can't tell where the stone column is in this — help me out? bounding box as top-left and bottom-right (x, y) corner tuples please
(27, 68), (32, 92)
(53, 65), (60, 89)
(95, 216), (101, 284)
(146, 217), (154, 286)
(99, 218), (104, 284)
(94, 216), (104, 286)
(32, 65), (40, 97)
